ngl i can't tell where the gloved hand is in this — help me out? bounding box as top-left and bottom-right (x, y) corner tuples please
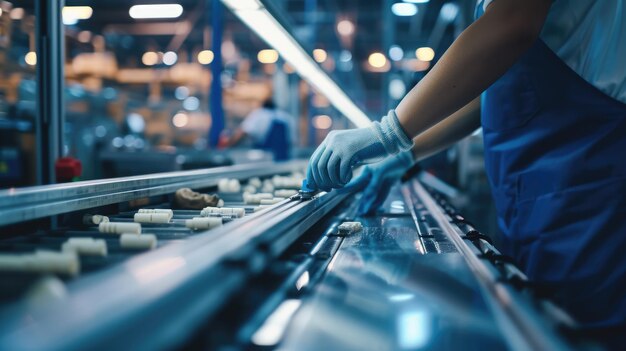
(306, 110), (413, 191)
(342, 150), (414, 215)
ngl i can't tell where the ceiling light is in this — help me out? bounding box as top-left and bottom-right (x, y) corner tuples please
(197, 50), (214, 65)
(391, 3), (418, 16)
(10, 8), (24, 20)
(312, 49), (327, 63)
(368, 52), (387, 68)
(163, 51), (178, 65)
(313, 115), (333, 130)
(257, 49), (279, 64)
(222, 1), (371, 128)
(389, 45), (404, 61)
(336, 19), (355, 36)
(142, 51), (158, 66)
(440, 3), (459, 21)
(339, 50), (352, 62)
(183, 96), (200, 111)
(62, 6), (93, 23)
(24, 52), (37, 66)
(416, 47), (435, 62)
(129, 4), (183, 19)
(403, 0), (430, 3)
(221, 0), (262, 11)
(172, 112), (189, 128)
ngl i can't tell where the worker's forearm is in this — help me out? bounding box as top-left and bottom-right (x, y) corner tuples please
(395, 0), (551, 138)
(412, 97), (481, 161)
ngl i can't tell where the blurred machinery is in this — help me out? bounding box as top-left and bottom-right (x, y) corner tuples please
(0, 160), (598, 350)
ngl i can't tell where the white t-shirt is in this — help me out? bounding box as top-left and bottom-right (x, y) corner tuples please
(241, 108), (290, 144)
(476, 0), (626, 104)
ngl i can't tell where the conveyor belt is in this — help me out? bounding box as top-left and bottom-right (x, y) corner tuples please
(0, 161), (597, 350)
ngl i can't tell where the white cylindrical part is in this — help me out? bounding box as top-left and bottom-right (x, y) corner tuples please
(228, 179), (241, 192)
(218, 178), (241, 193)
(249, 177), (262, 188)
(99, 222), (141, 235)
(217, 199), (224, 208)
(134, 212), (171, 224)
(274, 189), (298, 198)
(32, 250), (81, 276)
(260, 197), (285, 205)
(185, 217), (223, 230)
(138, 209), (173, 220)
(120, 234), (157, 250)
(200, 207), (245, 218)
(243, 193), (274, 204)
(243, 185), (257, 194)
(83, 214), (109, 226)
(62, 238), (107, 256)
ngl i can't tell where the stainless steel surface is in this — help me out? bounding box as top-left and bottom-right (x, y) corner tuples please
(410, 180), (573, 351)
(0, 160), (307, 227)
(280, 187), (508, 351)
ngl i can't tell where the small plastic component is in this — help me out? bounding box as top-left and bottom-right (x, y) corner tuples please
(82, 214), (109, 226)
(200, 207), (245, 218)
(243, 185), (258, 194)
(99, 222), (141, 235)
(248, 177), (262, 188)
(217, 199), (224, 208)
(261, 180), (275, 193)
(274, 189), (298, 198)
(185, 217), (223, 230)
(31, 250), (81, 276)
(62, 238), (107, 257)
(218, 178), (241, 193)
(260, 197), (285, 205)
(338, 221), (363, 234)
(134, 212), (171, 224)
(272, 175), (303, 189)
(138, 209), (173, 219)
(120, 234), (157, 250)
(243, 192), (273, 204)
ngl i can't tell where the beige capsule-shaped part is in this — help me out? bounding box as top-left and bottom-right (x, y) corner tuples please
(200, 207), (245, 218)
(338, 221), (363, 234)
(99, 222), (141, 235)
(274, 189), (298, 198)
(185, 217), (223, 230)
(260, 197), (285, 205)
(120, 234), (157, 250)
(138, 209), (173, 220)
(134, 212), (171, 224)
(248, 177), (262, 188)
(30, 250), (81, 276)
(62, 238), (107, 257)
(243, 193), (274, 205)
(82, 214), (110, 226)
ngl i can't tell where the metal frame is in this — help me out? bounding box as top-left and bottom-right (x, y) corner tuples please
(407, 179), (573, 351)
(0, 160), (307, 227)
(0, 186), (348, 351)
(35, 0), (65, 185)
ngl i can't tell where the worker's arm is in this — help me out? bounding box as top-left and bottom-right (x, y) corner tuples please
(307, 0), (551, 190)
(411, 97), (481, 162)
(396, 0), (551, 137)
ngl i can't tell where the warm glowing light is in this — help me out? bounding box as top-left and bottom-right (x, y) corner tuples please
(257, 49), (279, 64)
(24, 52), (37, 66)
(368, 52), (387, 68)
(172, 112), (189, 128)
(129, 4), (183, 19)
(313, 115), (332, 130)
(197, 50), (214, 64)
(416, 47), (435, 62)
(10, 8), (24, 20)
(312, 49), (327, 63)
(142, 51), (159, 66)
(336, 19), (355, 36)
(62, 6), (93, 25)
(163, 51), (178, 65)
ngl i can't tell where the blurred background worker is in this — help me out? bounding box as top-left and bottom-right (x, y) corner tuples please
(220, 99), (292, 161)
(306, 0), (626, 347)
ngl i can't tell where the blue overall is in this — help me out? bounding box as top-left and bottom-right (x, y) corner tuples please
(255, 119), (290, 161)
(482, 40), (626, 328)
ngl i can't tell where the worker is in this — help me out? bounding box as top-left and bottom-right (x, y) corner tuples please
(222, 99), (292, 161)
(306, 0), (626, 345)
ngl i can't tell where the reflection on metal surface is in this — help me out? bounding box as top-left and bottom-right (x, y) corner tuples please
(390, 200), (406, 213)
(295, 271), (310, 291)
(252, 299), (302, 346)
(130, 257), (186, 284)
(397, 309), (431, 349)
(388, 293), (415, 302)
